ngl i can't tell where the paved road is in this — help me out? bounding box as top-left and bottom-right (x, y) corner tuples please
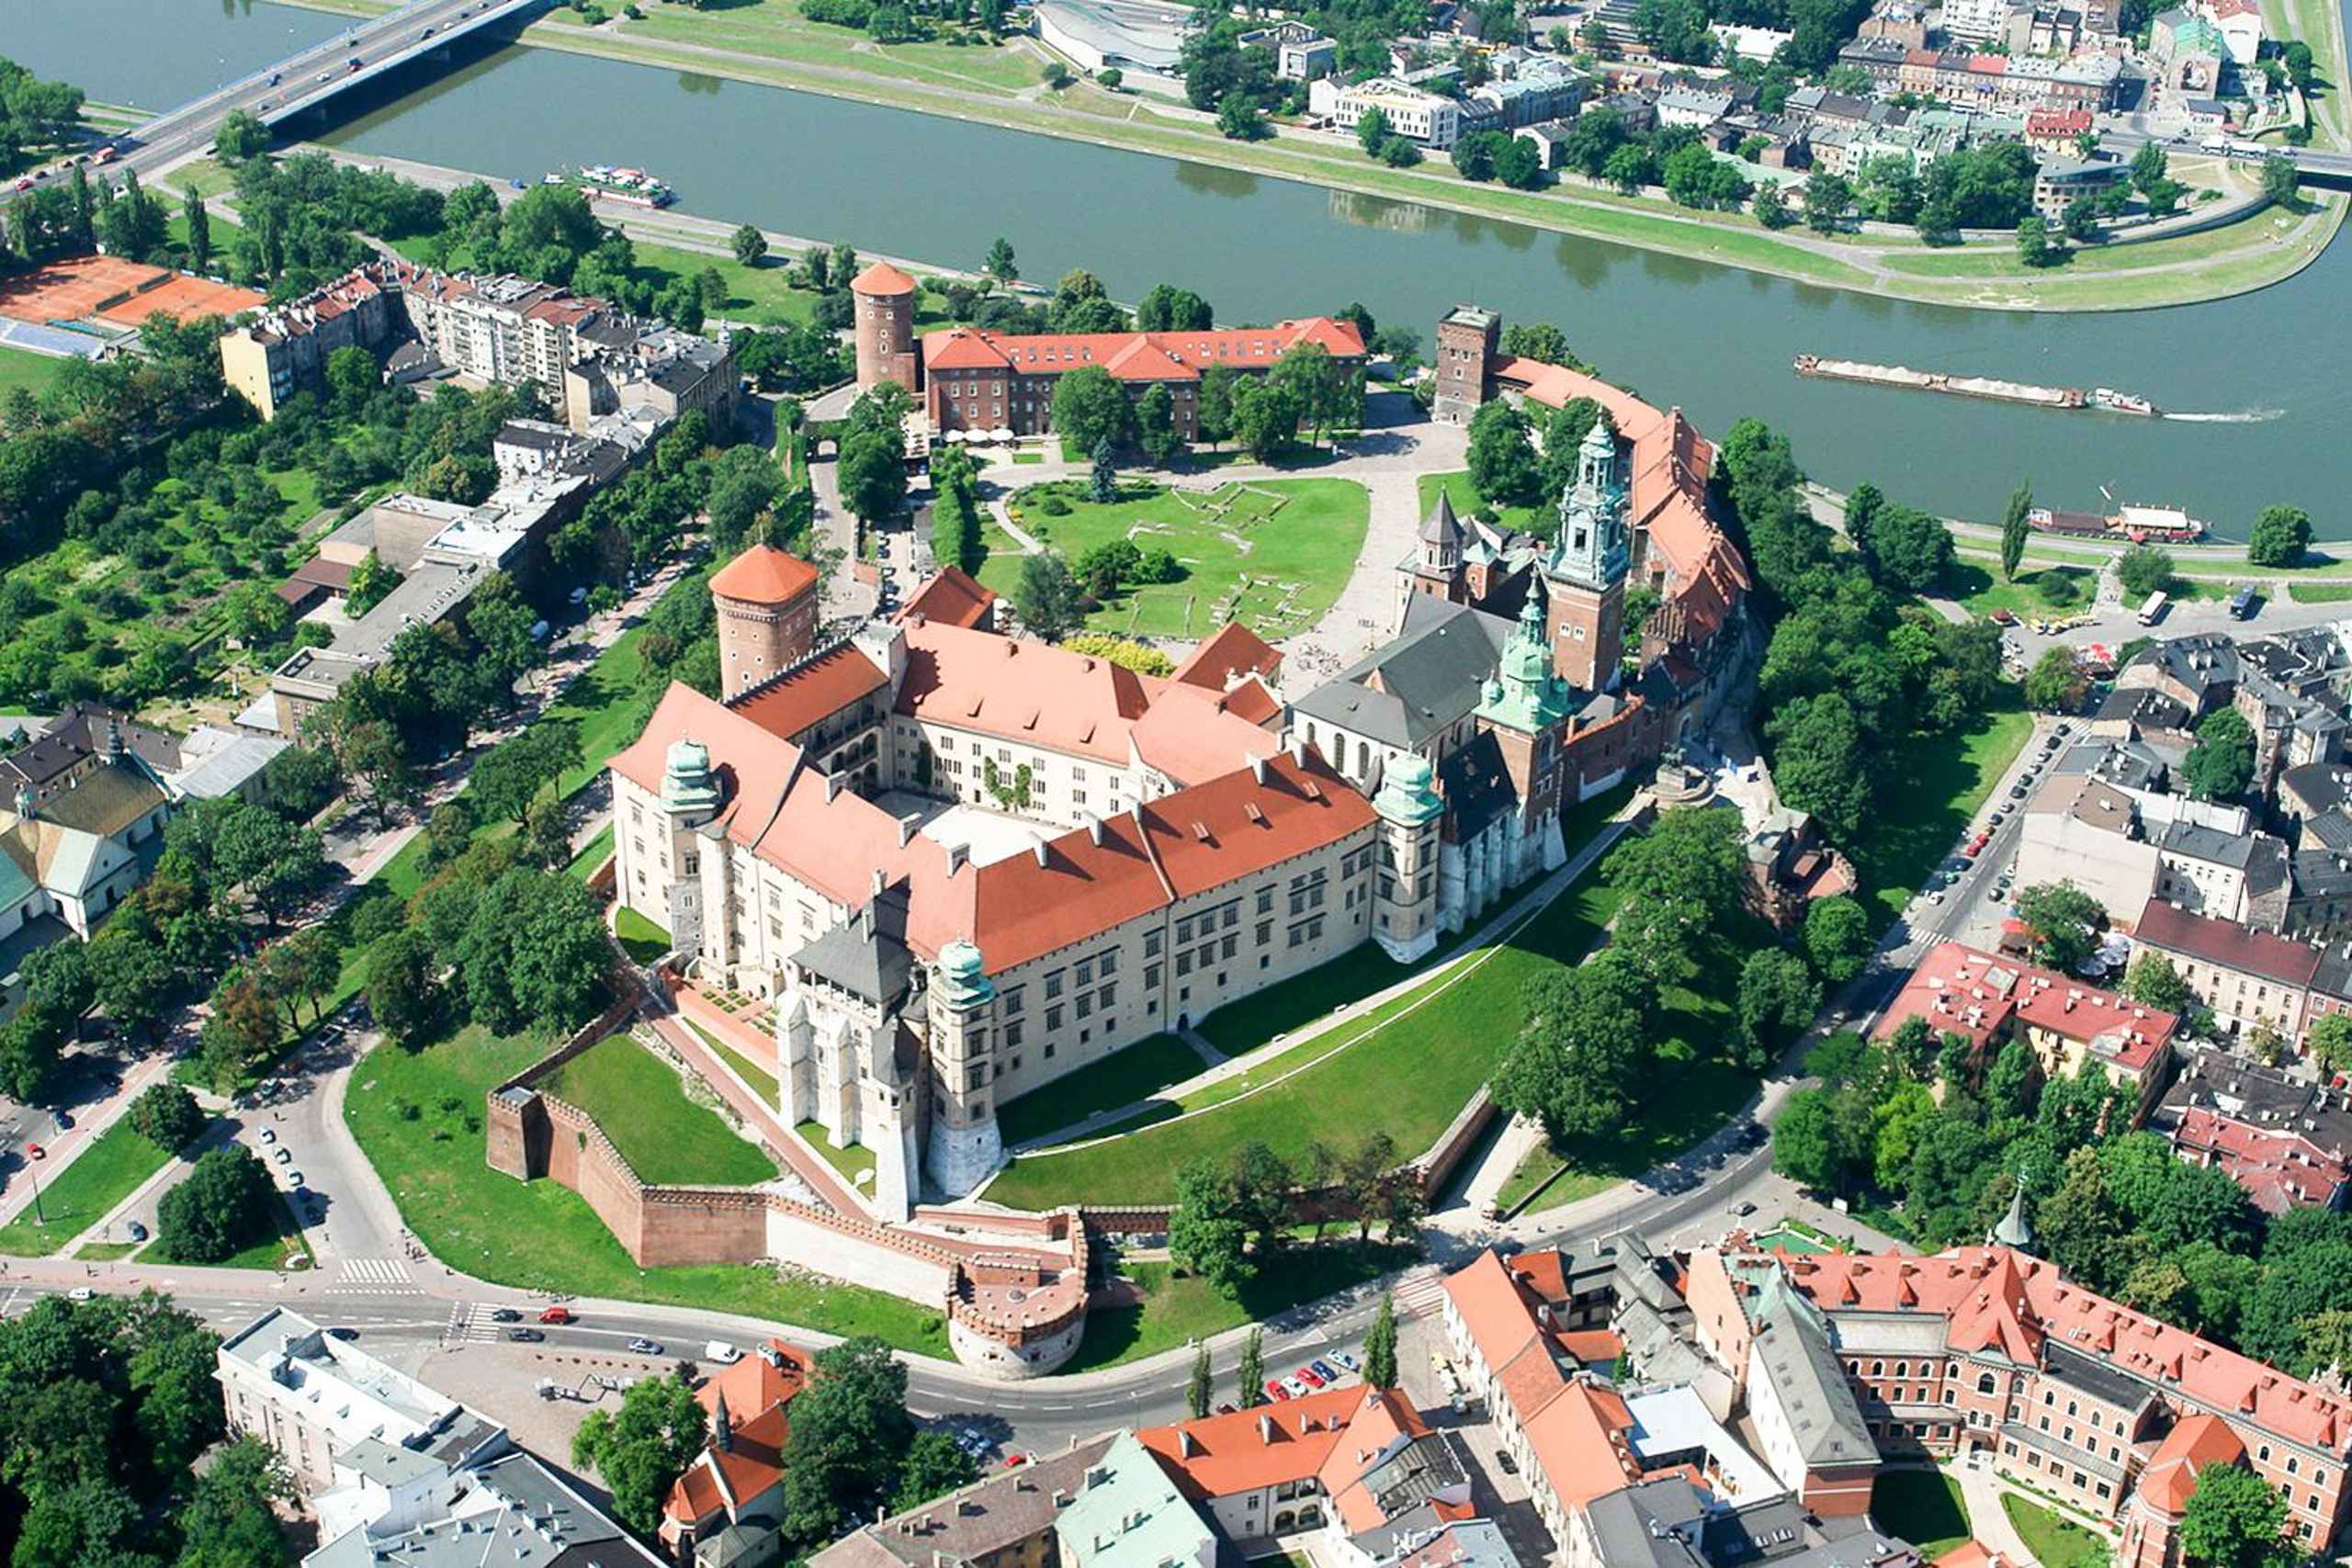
(118, 0), (537, 181)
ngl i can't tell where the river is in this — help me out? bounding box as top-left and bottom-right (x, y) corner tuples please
(27, 1), (2352, 536)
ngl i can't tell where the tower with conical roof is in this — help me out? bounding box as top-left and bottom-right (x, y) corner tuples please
(1395, 488), (1469, 628)
(1989, 1175), (2034, 1251)
(852, 260), (919, 391)
(1371, 754), (1445, 963)
(709, 544), (820, 703)
(1543, 418), (1630, 694)
(925, 939), (1004, 1197)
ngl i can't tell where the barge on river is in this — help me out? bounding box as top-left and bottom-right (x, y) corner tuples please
(547, 165), (675, 208)
(1794, 355), (2163, 416)
(2030, 504), (2209, 543)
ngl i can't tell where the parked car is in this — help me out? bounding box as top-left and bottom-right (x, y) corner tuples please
(1265, 1379), (1290, 1402)
(538, 1306), (575, 1325)
(627, 1338), (664, 1356)
(1734, 1200), (1758, 1217)
(704, 1340), (742, 1364)
(273, 1148), (291, 1164)
(26, 1143), (42, 1160)
(507, 1327), (545, 1342)
(1215, 1403), (1238, 1416)
(1309, 1359), (1340, 1384)
(260, 1128), (277, 1144)
(326, 1326), (359, 1341)
(1295, 1365), (1325, 1389)
(1495, 1450), (1519, 1475)
(52, 1111), (71, 1129)
(127, 1221), (148, 1242)
(1281, 1376), (1310, 1398)
(68, 1287), (93, 1302)
(1329, 1350), (1361, 1374)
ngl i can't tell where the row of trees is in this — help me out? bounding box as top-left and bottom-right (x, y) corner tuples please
(1169, 1134), (1427, 1297)
(0, 1291), (288, 1568)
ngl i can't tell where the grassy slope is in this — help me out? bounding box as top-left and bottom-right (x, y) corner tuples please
(0, 1123), (172, 1257)
(539, 1035), (778, 1187)
(1416, 471), (1548, 539)
(984, 479), (1370, 641)
(996, 1032), (1205, 1148)
(1066, 1243), (1413, 1372)
(2001, 1494), (2109, 1568)
(345, 1022), (949, 1352)
(1851, 691), (2036, 929)
(0, 346), (64, 397)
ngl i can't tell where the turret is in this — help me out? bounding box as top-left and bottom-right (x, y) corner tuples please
(1543, 418), (1630, 693)
(1371, 756), (1444, 964)
(923, 940), (1004, 1197)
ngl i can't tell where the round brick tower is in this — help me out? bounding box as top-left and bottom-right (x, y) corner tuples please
(707, 544), (820, 703)
(851, 260), (919, 391)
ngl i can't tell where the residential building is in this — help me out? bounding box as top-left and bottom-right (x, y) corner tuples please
(897, 565), (998, 632)
(2148, 1045), (2352, 1213)
(1657, 85), (1736, 127)
(2026, 105), (2095, 151)
(808, 1435), (1120, 1568)
(2154, 818), (2291, 929)
(306, 1441), (665, 1568)
(1580, 1478), (1920, 1568)
(2203, 0), (2265, 65)
(1871, 941), (2177, 1114)
(218, 260), (411, 422)
(2132, 896), (2345, 1046)
(1057, 1435), (1219, 1568)
(1316, 76), (1465, 147)
(1941, 0), (2021, 46)
(2152, 6), (2228, 88)
(913, 318), (1366, 440)
(1240, 20), (1341, 78)
(2032, 156), (2132, 220)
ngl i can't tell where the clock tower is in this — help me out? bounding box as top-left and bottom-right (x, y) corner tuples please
(1543, 419), (1630, 694)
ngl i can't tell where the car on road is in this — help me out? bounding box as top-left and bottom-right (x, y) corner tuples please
(1295, 1365), (1325, 1389)
(490, 1307), (522, 1322)
(326, 1326), (359, 1341)
(538, 1306), (575, 1325)
(1282, 1375), (1311, 1398)
(2055, 722), (2072, 737)
(52, 1111), (71, 1129)
(507, 1327), (545, 1342)
(1495, 1450), (1519, 1475)
(318, 71), (334, 81)
(1264, 1379), (1290, 1401)
(1734, 1200), (1758, 1217)
(626, 1338), (663, 1355)
(704, 1340), (742, 1363)
(2010, 784), (2029, 799)
(268, 71), (282, 85)
(1329, 1350), (1360, 1374)
(68, 1287), (93, 1302)
(127, 1221), (148, 1242)
(25, 1143), (42, 1159)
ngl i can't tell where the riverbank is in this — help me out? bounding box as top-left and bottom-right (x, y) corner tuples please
(260, 0), (2344, 312)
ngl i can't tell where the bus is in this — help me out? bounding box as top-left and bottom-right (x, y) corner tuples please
(2232, 584), (2259, 621)
(2138, 591), (2170, 625)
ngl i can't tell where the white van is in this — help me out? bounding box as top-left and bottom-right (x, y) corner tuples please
(705, 1340), (742, 1365)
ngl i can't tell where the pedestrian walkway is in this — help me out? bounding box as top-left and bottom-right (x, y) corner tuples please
(328, 1258), (421, 1294)
(1388, 1265), (1449, 1322)
(1951, 1458), (2037, 1563)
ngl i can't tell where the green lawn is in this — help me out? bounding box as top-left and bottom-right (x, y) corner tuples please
(1946, 561), (2098, 618)
(693, 1021), (780, 1103)
(2001, 1493), (2109, 1568)
(997, 1033), (1206, 1149)
(1872, 1471), (1972, 1558)
(1416, 471), (1549, 539)
(345, 1022), (947, 1352)
(2290, 581), (2352, 604)
(566, 823), (615, 881)
(1194, 930), (1462, 1057)
(615, 907), (673, 964)
(793, 1121), (878, 1187)
(1492, 1146), (1611, 1215)
(1064, 1242), (1415, 1372)
(541, 1035), (778, 1187)
(74, 1240), (140, 1260)
(0, 1122), (173, 1257)
(612, 0), (1046, 92)
(1851, 691), (2035, 929)
(981, 479), (1369, 640)
(0, 345), (64, 397)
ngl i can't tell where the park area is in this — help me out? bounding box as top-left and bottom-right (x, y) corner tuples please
(343, 1021), (950, 1353)
(1851, 691), (2035, 926)
(980, 794), (1645, 1209)
(981, 478), (1368, 640)
(0, 1121), (172, 1257)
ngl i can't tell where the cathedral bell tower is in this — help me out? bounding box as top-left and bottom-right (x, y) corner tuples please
(1543, 419), (1630, 694)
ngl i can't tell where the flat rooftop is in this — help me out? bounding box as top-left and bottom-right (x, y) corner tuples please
(871, 789), (1062, 869)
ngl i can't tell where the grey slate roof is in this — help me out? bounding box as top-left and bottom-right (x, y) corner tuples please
(1292, 596), (1511, 750)
(307, 1448), (662, 1568)
(791, 886), (914, 1007)
(2159, 818), (2260, 869)
(2044, 1342), (2154, 1414)
(1748, 1276), (1878, 1470)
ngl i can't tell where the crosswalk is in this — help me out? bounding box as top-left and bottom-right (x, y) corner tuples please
(1391, 1268), (1448, 1321)
(325, 1258), (423, 1295)
(442, 1303), (499, 1346)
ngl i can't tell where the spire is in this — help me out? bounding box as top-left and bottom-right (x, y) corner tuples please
(712, 1390), (735, 1451)
(1420, 488), (1464, 547)
(1990, 1175), (2033, 1251)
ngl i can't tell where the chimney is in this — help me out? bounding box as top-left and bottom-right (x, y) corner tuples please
(946, 843), (970, 876)
(1032, 835), (1050, 868)
(1085, 814), (1104, 847)
(872, 868), (886, 898)
(1249, 752), (1268, 785)
(899, 816), (921, 847)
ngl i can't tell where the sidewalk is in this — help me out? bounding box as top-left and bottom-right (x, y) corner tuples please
(1951, 1457), (2037, 1562)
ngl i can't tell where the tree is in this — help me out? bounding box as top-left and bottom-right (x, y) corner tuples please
(2245, 504), (2312, 568)
(778, 1338), (918, 1548)
(1136, 284), (1214, 332)
(1170, 1155), (1253, 1294)
(1804, 896), (1872, 984)
(1356, 105), (1392, 155)
(1048, 364), (1136, 458)
(730, 223), (768, 266)
(2309, 1011), (2352, 1075)
(838, 429), (908, 525)
(1187, 1342), (1214, 1418)
(1136, 382), (1180, 465)
(2263, 155), (2301, 209)
(2024, 646), (2087, 713)
(214, 805), (323, 927)
(453, 867), (610, 1032)
(571, 1371), (707, 1536)
(367, 928), (442, 1048)
(1196, 364), (1239, 447)
(2131, 139), (2170, 196)
(154, 1147), (275, 1263)
(1364, 1292), (1399, 1390)
(1766, 693), (1871, 840)
(1495, 135), (1544, 189)
(2062, 195), (2098, 243)
(2179, 1462), (2294, 1568)
(1492, 950), (1651, 1141)
(1229, 379), (1300, 462)
(1012, 551), (1082, 642)
(1452, 130), (1499, 181)
(2015, 214), (2058, 268)
(2122, 952), (2192, 1015)
(983, 235), (1018, 283)
(1736, 950), (1821, 1066)
(1862, 504), (1956, 592)
(345, 548), (401, 616)
(893, 1429), (979, 1512)
(2014, 881), (2106, 973)
(265, 926), (336, 1032)
(471, 720), (583, 823)
(2118, 542), (2175, 600)
(175, 1438), (293, 1568)
(2183, 706), (2256, 802)
(1754, 183), (1792, 229)
(130, 1083), (205, 1155)
(1773, 1087), (1853, 1193)
(2000, 481), (2033, 581)
(1465, 399), (1542, 508)
(1804, 172), (1851, 232)
(1238, 1327), (1266, 1408)
(215, 108), (271, 162)
(183, 185), (212, 273)
(1089, 436), (1119, 505)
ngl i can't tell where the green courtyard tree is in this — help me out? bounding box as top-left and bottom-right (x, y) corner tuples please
(1736, 949), (1821, 1066)
(471, 719), (582, 824)
(1136, 382), (1181, 465)
(2001, 481), (2033, 581)
(2183, 706), (2256, 802)
(1364, 1292), (1399, 1389)
(2309, 1011), (2352, 1075)
(1229, 379), (1301, 462)
(1012, 551), (1082, 641)
(130, 1082), (205, 1154)
(571, 1372), (707, 1537)
(1089, 435), (1119, 504)
(1465, 399), (1542, 507)
(1804, 895), (1872, 984)
(155, 1146), (275, 1263)
(1049, 364), (1136, 458)
(838, 428), (908, 525)
(1197, 363), (1240, 447)
(2245, 504), (2312, 568)
(731, 223), (768, 266)
(2014, 881), (2106, 973)
(2180, 1461), (2294, 1568)
(2121, 952), (2192, 1014)
(1356, 105), (1392, 155)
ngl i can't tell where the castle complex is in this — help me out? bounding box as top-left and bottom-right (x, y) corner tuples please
(606, 305), (1750, 1217)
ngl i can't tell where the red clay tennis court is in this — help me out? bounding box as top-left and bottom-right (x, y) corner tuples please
(0, 254), (261, 328)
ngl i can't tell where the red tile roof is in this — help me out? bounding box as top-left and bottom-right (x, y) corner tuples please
(1872, 941), (2176, 1074)
(852, 261), (919, 297)
(897, 567), (997, 630)
(2141, 1413), (2246, 1515)
(732, 643), (891, 741)
(664, 1401), (790, 1527)
(695, 1340), (815, 1422)
(2135, 897), (2324, 989)
(1138, 1386), (1424, 1505)
(1173, 623), (1283, 692)
(922, 318), (1367, 383)
(2028, 107), (2094, 135)
(1764, 1246), (2352, 1451)
(709, 545), (820, 606)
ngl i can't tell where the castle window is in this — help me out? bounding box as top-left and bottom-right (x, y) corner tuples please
(1100, 951), (1118, 976)
(1006, 1022), (1023, 1048)
(1046, 1005), (1063, 1031)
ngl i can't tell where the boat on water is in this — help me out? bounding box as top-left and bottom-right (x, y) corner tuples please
(1793, 354), (2086, 410)
(2029, 504), (2209, 543)
(2091, 387), (2158, 416)
(547, 164), (676, 209)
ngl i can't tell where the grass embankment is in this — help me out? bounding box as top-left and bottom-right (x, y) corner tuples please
(793, 1122), (877, 1186)
(1851, 691), (2035, 928)
(0, 1122), (172, 1257)
(345, 1022), (949, 1353)
(566, 823), (615, 881)
(615, 907), (673, 964)
(979, 479), (1369, 641)
(539, 1034), (778, 1187)
(1066, 1243), (1415, 1372)
(0, 346), (64, 397)
(1871, 1471), (1972, 1558)
(691, 1021), (781, 1102)
(996, 1032), (1205, 1148)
